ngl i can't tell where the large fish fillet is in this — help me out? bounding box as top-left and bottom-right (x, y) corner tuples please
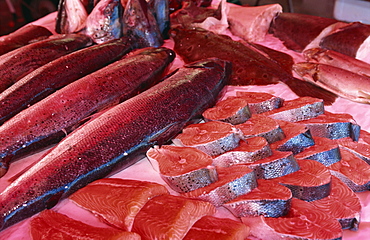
(0, 57), (231, 231)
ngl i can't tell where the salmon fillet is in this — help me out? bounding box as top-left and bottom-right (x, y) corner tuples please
(235, 91), (284, 114)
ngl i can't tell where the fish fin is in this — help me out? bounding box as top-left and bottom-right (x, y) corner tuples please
(285, 77), (337, 105)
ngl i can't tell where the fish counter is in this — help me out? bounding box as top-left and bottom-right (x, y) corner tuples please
(1, 3), (370, 239)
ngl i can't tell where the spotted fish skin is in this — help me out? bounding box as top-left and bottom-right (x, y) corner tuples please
(0, 58), (231, 231)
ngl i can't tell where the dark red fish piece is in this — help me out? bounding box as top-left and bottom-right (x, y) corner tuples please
(0, 47), (174, 177)
(0, 24), (52, 56)
(0, 57), (231, 231)
(0, 34), (92, 93)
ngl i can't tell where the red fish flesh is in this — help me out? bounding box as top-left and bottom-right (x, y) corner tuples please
(336, 137), (370, 165)
(0, 57), (231, 230)
(131, 194), (216, 240)
(0, 47), (175, 177)
(235, 91), (284, 114)
(146, 145), (218, 193)
(0, 34), (92, 93)
(69, 178), (169, 231)
(0, 37), (137, 125)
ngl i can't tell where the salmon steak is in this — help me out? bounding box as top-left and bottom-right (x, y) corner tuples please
(182, 165), (257, 207)
(299, 111), (361, 141)
(224, 179), (292, 218)
(69, 178), (169, 231)
(212, 137), (272, 167)
(242, 198), (343, 240)
(202, 96), (251, 125)
(271, 159), (332, 201)
(245, 150), (300, 180)
(336, 137), (370, 165)
(131, 194), (216, 240)
(183, 215), (250, 240)
(146, 145), (218, 193)
(236, 115), (285, 144)
(235, 91), (284, 114)
(295, 136), (341, 166)
(30, 209), (141, 240)
(270, 120), (315, 155)
(261, 96), (324, 122)
(311, 176), (361, 230)
(173, 121), (242, 156)
(328, 148), (370, 192)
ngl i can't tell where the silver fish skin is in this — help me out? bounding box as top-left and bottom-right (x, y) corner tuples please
(0, 47), (175, 178)
(0, 57), (231, 231)
(293, 62), (370, 104)
(85, 0), (123, 44)
(303, 48), (370, 78)
(56, 0), (89, 33)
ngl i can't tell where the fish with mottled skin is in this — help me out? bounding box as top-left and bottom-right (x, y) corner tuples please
(0, 47), (174, 178)
(0, 34), (92, 93)
(0, 57), (231, 231)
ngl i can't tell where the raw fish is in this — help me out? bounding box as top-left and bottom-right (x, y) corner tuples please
(235, 91), (283, 114)
(56, 0), (89, 33)
(337, 137), (370, 165)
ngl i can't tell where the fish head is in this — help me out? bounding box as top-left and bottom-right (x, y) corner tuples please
(293, 62), (320, 82)
(56, 0), (89, 34)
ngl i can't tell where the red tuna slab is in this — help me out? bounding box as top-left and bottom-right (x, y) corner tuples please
(224, 179), (292, 218)
(270, 120), (315, 155)
(336, 137), (370, 165)
(271, 159), (332, 201)
(183, 215), (250, 240)
(131, 194), (216, 240)
(69, 178), (169, 231)
(328, 148), (370, 192)
(311, 176), (361, 230)
(212, 137), (272, 167)
(173, 121), (242, 156)
(299, 111), (361, 141)
(261, 96), (324, 122)
(236, 115), (285, 144)
(245, 150), (300, 180)
(202, 96), (251, 125)
(146, 145), (218, 193)
(30, 209), (141, 240)
(242, 198), (342, 240)
(295, 136), (341, 166)
(235, 91), (284, 114)
(182, 165), (257, 207)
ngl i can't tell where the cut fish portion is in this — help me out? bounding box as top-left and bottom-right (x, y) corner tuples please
(182, 165), (257, 207)
(328, 149), (370, 192)
(311, 176), (361, 230)
(202, 96), (251, 125)
(146, 145), (218, 193)
(295, 136), (341, 166)
(360, 129), (370, 145)
(173, 121), (242, 156)
(30, 209), (140, 240)
(245, 150), (300, 179)
(235, 91), (283, 114)
(236, 115), (285, 144)
(242, 198), (342, 240)
(224, 179), (292, 218)
(271, 159), (332, 201)
(270, 120), (315, 155)
(212, 137), (272, 167)
(336, 137), (370, 165)
(261, 96), (324, 122)
(299, 111), (361, 141)
(69, 178), (169, 231)
(183, 216), (250, 240)
(131, 194), (216, 240)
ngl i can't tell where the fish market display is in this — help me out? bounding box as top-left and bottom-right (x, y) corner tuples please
(0, 34), (92, 93)
(0, 37), (137, 125)
(0, 47), (174, 177)
(0, 24), (52, 56)
(0, 57), (231, 231)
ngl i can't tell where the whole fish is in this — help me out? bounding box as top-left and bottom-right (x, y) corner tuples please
(0, 57), (231, 231)
(0, 24), (52, 56)
(0, 34), (92, 93)
(303, 48), (370, 78)
(149, 0), (170, 39)
(0, 37), (137, 125)
(85, 0), (123, 44)
(0, 47), (175, 178)
(293, 62), (370, 104)
(56, 0), (89, 33)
